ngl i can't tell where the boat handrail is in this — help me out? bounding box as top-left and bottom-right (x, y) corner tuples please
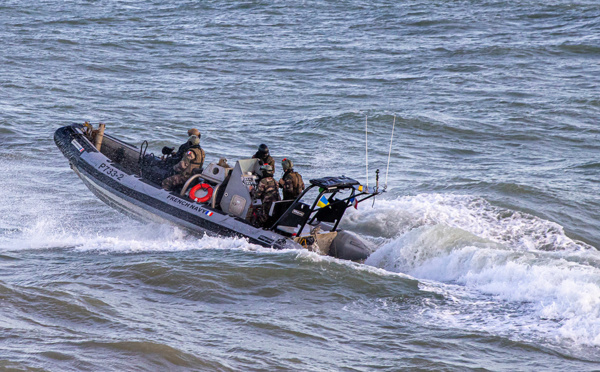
(180, 174), (204, 196)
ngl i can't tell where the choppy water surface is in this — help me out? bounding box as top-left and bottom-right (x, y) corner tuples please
(1, 0), (599, 370)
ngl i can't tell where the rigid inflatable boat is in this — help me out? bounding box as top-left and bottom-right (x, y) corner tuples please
(54, 123), (382, 261)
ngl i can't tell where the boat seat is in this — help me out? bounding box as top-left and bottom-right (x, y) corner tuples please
(268, 200), (294, 217)
(276, 224), (311, 237)
(271, 202), (311, 235)
(275, 225), (297, 234)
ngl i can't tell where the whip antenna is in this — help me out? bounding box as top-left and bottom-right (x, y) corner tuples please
(384, 115), (396, 191)
(365, 115), (369, 189)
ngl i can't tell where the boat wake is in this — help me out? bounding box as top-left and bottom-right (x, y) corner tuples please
(345, 194), (600, 348)
(0, 156), (271, 255)
(343, 193), (593, 251)
(0, 214), (266, 254)
(2, 153), (599, 347)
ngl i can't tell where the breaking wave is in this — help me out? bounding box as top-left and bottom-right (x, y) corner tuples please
(343, 193), (593, 251)
(345, 194), (600, 347)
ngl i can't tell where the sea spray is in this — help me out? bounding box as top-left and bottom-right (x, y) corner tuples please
(355, 195), (600, 346)
(344, 194), (593, 251)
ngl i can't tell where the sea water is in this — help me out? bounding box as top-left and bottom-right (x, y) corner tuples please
(0, 0), (599, 370)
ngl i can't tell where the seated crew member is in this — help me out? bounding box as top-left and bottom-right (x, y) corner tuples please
(252, 164), (281, 227)
(278, 158), (305, 201)
(162, 128), (201, 165)
(252, 144), (275, 172)
(161, 135), (205, 191)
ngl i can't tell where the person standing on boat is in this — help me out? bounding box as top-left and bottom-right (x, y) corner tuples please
(161, 135), (205, 191)
(252, 144), (275, 172)
(278, 158), (305, 201)
(252, 164), (280, 226)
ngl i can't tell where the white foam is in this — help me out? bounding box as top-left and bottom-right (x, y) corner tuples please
(344, 194), (592, 251)
(4, 155), (600, 347)
(359, 195), (600, 347)
(0, 208), (264, 254)
(0, 158), (265, 255)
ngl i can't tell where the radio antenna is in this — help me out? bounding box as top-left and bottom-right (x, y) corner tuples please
(365, 115), (369, 189)
(384, 115), (396, 191)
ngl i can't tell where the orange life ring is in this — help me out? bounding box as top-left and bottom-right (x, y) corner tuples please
(189, 183), (213, 203)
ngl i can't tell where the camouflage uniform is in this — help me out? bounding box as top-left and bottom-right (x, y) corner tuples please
(278, 169), (305, 200)
(167, 129), (200, 164)
(172, 141), (192, 162)
(252, 152), (275, 172)
(162, 146), (205, 190)
(253, 176), (281, 226)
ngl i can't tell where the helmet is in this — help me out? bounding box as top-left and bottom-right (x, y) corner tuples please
(260, 164), (274, 177)
(281, 158), (293, 171)
(188, 128), (200, 137)
(258, 144), (269, 156)
(188, 135), (200, 146)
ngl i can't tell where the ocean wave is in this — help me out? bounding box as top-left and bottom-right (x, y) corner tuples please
(343, 194), (592, 251)
(350, 194), (600, 346)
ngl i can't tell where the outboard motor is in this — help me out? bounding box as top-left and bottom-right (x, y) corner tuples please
(329, 230), (373, 261)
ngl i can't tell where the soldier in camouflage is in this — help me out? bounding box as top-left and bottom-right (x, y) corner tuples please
(252, 144), (275, 172)
(162, 128), (201, 166)
(278, 158), (305, 200)
(162, 135), (205, 191)
(252, 164), (281, 227)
